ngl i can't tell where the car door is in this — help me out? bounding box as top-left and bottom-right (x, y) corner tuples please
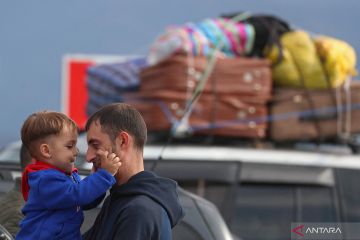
(149, 158), (339, 240)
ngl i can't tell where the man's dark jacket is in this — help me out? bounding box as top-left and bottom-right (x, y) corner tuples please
(83, 171), (185, 240)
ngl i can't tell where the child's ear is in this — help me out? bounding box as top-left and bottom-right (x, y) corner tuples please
(39, 143), (51, 159)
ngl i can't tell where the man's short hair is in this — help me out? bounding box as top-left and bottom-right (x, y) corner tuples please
(85, 103), (147, 150)
(21, 111), (78, 157)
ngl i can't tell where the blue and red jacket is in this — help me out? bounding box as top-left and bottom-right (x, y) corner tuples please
(16, 160), (115, 240)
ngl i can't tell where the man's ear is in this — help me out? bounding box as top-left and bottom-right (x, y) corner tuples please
(39, 143), (51, 159)
(116, 131), (130, 149)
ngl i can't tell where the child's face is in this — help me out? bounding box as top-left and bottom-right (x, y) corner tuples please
(47, 125), (78, 173)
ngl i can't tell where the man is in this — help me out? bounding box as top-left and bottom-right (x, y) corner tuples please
(83, 103), (184, 240)
(0, 144), (32, 237)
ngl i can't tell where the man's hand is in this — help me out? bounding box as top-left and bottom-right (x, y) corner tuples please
(96, 149), (122, 176)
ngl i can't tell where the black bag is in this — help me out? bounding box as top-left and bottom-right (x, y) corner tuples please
(221, 12), (291, 58)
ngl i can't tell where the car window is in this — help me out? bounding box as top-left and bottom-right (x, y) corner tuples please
(230, 184), (294, 240)
(336, 168), (360, 221)
(297, 186), (338, 221)
(233, 184), (337, 240)
(178, 179), (338, 240)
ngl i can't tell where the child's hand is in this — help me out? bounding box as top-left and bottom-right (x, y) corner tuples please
(96, 149), (122, 176)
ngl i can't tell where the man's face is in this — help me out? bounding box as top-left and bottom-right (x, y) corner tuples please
(86, 120), (115, 169)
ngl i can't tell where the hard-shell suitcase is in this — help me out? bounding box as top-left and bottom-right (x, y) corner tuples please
(139, 55), (272, 104)
(270, 81), (360, 141)
(125, 90), (268, 138)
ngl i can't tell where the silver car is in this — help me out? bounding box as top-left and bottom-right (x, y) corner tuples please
(2, 136), (360, 239)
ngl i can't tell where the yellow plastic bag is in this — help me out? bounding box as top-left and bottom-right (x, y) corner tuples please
(266, 30), (328, 89)
(314, 35), (357, 88)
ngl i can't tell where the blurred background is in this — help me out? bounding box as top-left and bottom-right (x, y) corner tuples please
(1, 2), (360, 239)
(0, 0), (359, 147)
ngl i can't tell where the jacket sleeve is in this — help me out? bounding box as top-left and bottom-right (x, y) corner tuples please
(35, 169), (115, 209)
(83, 193), (106, 210)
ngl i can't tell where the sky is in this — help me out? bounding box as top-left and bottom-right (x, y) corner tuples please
(0, 0), (359, 147)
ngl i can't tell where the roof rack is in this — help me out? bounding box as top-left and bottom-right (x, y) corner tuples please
(146, 131), (360, 155)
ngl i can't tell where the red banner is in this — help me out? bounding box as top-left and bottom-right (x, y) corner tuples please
(62, 55), (131, 129)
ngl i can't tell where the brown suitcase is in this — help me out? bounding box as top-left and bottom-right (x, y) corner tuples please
(139, 55), (273, 104)
(125, 90), (268, 138)
(270, 81), (360, 141)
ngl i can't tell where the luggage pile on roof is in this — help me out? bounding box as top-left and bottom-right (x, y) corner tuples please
(85, 12), (358, 144)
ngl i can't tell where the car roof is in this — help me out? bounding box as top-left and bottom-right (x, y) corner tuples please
(76, 134), (360, 170)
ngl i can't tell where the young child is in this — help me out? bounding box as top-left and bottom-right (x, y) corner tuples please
(16, 111), (121, 240)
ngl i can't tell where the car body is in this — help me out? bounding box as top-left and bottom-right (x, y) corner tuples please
(1, 137), (360, 240)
